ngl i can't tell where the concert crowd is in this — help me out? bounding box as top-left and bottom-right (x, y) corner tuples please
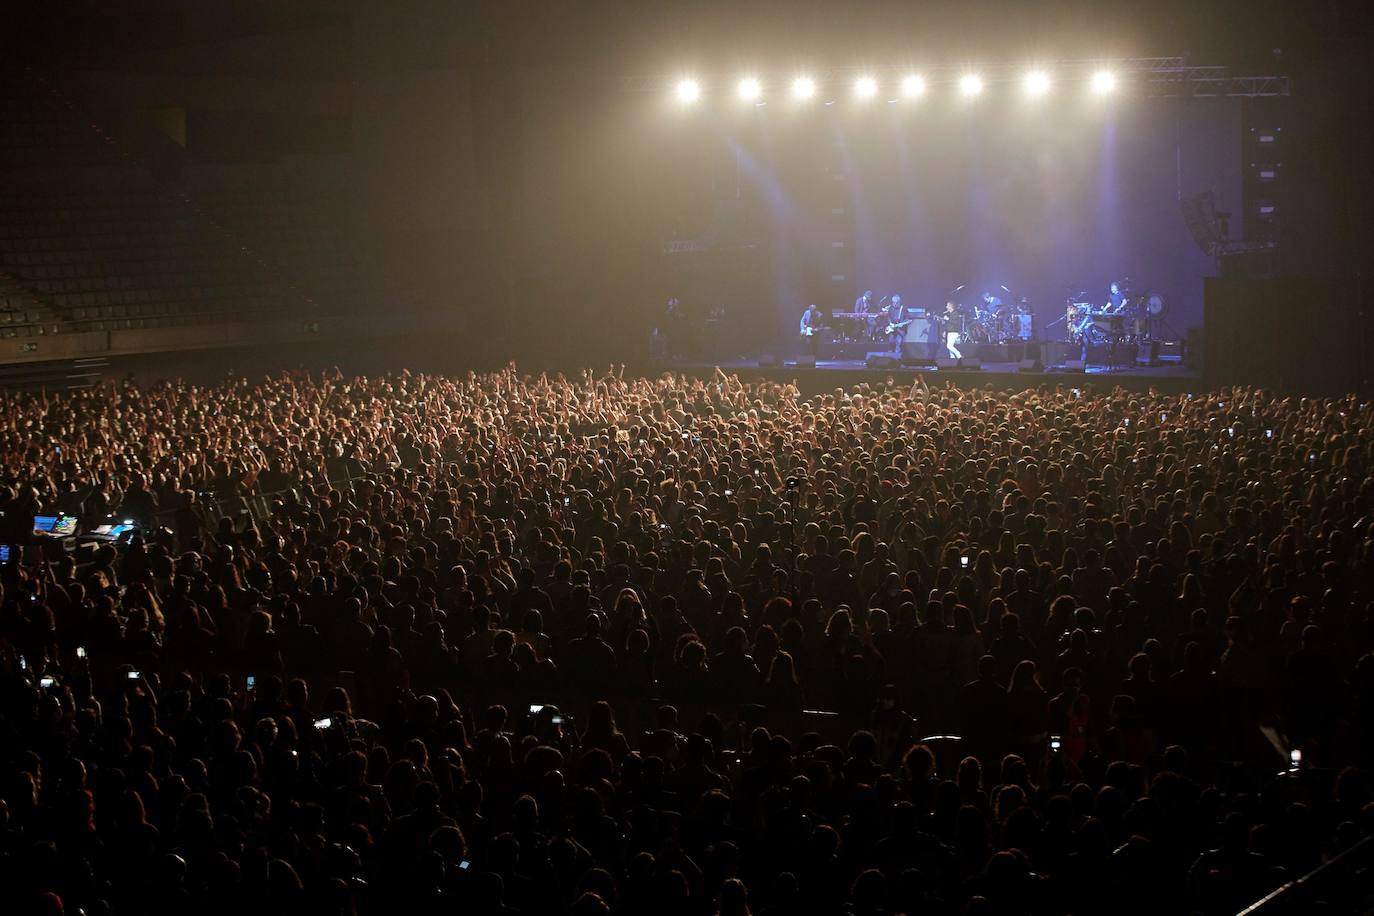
(1, 365), (1372, 916)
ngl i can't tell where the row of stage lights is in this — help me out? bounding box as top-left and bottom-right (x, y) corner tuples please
(673, 70), (1118, 104)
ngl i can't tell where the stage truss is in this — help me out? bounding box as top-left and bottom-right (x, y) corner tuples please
(622, 57), (1291, 99)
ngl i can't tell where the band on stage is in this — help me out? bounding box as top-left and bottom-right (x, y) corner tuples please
(656, 279), (1153, 366)
(802, 288), (1037, 359)
(797, 279), (1151, 364)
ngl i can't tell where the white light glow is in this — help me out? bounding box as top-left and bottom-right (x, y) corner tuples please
(1091, 70), (1117, 94)
(959, 73), (984, 97)
(900, 74), (927, 97)
(737, 77), (762, 101)
(791, 76), (817, 100)
(674, 79), (701, 104)
(1023, 70), (1051, 96)
(854, 76), (878, 98)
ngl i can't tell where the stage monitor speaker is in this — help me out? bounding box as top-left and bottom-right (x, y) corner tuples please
(865, 354), (898, 369)
(1058, 359), (1086, 372)
(795, 354), (817, 368)
(758, 354), (779, 367)
(1017, 359), (1044, 372)
(1043, 341), (1083, 366)
(901, 356), (937, 368)
(904, 317), (934, 344)
(936, 357), (959, 370)
(900, 342), (934, 361)
(1135, 341), (1161, 366)
(975, 344), (1007, 362)
(959, 358), (982, 370)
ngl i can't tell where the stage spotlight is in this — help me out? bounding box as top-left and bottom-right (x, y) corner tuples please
(959, 73), (984, 97)
(791, 76), (817, 100)
(674, 79), (701, 104)
(1090, 70), (1117, 94)
(854, 76), (878, 99)
(1023, 70), (1051, 96)
(737, 77), (762, 101)
(900, 74), (926, 97)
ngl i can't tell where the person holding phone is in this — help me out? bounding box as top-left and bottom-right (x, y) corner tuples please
(1047, 669), (1091, 768)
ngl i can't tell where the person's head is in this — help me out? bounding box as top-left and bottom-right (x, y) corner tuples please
(826, 609), (852, 639)
(768, 651), (798, 685)
(724, 626), (748, 655)
(718, 878), (750, 916)
(849, 869), (886, 911)
(1008, 659), (1038, 692)
(1127, 652), (1151, 681)
(957, 757), (982, 792)
(587, 700), (618, 736)
(877, 683), (900, 711)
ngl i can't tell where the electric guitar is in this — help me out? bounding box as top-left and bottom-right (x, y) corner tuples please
(883, 318), (912, 337)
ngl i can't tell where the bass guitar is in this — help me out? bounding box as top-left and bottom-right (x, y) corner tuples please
(882, 318), (912, 337)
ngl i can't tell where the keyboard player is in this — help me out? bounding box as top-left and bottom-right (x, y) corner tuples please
(853, 289), (877, 339)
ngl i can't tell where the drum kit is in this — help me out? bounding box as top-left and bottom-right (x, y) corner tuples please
(939, 285), (1035, 346)
(960, 300), (1034, 344)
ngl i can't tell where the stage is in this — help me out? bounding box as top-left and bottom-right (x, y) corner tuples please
(647, 330), (1199, 391)
(645, 347), (1199, 395)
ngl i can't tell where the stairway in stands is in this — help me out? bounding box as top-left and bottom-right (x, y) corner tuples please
(0, 356), (107, 391)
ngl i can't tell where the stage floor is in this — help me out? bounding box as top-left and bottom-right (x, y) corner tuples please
(728, 356), (1191, 376)
(645, 352), (1201, 394)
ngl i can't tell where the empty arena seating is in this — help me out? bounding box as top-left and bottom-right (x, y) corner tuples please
(0, 66), (381, 340)
(0, 182), (297, 331)
(0, 67), (124, 169)
(181, 162), (366, 313)
(0, 275), (61, 339)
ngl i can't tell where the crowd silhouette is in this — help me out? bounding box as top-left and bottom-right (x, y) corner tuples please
(1, 364), (1372, 915)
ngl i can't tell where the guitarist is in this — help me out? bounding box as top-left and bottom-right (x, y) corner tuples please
(799, 303), (823, 356)
(885, 294), (907, 354)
